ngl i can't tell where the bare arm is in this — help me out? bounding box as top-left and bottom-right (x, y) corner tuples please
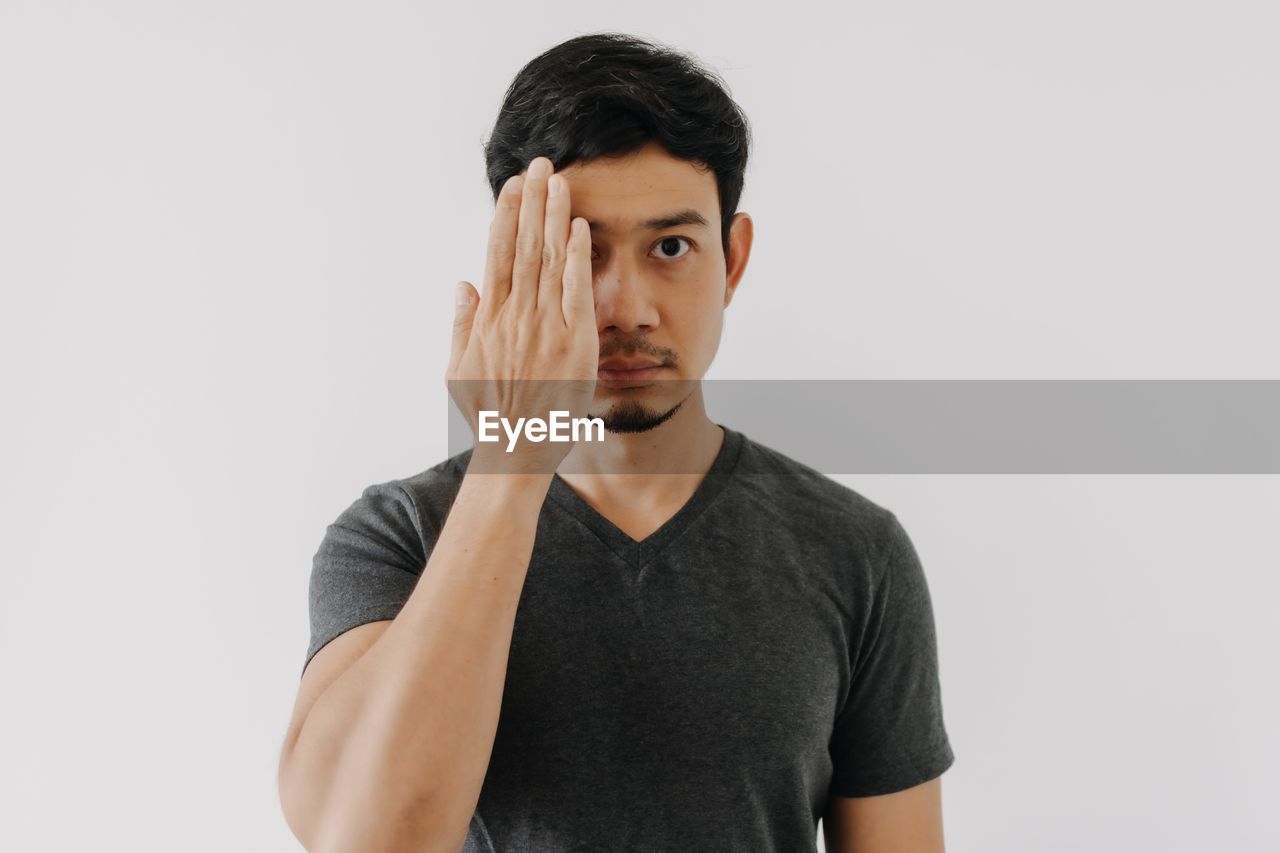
(279, 469), (551, 851)
(277, 155), (598, 852)
(822, 777), (946, 853)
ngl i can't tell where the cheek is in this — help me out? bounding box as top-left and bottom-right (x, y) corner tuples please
(664, 281), (725, 347)
(662, 275), (722, 320)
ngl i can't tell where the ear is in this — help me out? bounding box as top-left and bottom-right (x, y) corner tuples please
(723, 212), (753, 309)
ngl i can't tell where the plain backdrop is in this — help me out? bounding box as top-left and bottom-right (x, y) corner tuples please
(2, 2), (1277, 851)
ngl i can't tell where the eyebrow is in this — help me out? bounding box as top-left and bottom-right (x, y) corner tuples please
(587, 208), (711, 235)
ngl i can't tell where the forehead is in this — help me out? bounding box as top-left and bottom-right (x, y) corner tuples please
(555, 142), (719, 234)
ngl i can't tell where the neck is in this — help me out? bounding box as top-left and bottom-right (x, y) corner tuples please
(555, 384), (724, 496)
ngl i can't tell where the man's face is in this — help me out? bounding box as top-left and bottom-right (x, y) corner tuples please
(546, 141), (753, 431)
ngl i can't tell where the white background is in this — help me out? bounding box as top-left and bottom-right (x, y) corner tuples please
(2, 2), (1277, 851)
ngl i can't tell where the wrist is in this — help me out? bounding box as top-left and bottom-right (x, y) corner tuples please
(466, 444), (564, 480)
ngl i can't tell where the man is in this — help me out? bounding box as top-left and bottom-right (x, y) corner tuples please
(278, 32), (955, 852)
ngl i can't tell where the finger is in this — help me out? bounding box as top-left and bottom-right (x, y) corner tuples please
(536, 173), (570, 319)
(562, 217), (596, 328)
(481, 174), (523, 319)
(508, 156), (551, 315)
(448, 280), (478, 377)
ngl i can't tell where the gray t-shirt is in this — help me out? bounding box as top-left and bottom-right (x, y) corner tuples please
(305, 424), (955, 852)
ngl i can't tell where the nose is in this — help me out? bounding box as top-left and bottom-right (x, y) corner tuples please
(592, 254), (660, 335)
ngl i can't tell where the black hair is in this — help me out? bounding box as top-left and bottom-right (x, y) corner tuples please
(484, 32), (751, 258)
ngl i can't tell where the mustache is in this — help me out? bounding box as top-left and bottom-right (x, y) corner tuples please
(597, 337), (677, 364)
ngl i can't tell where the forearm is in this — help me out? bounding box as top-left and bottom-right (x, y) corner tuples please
(284, 465), (552, 851)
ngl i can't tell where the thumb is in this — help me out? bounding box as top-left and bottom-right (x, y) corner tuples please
(449, 281), (478, 375)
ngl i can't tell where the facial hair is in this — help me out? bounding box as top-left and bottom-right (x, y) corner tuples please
(591, 396), (685, 434)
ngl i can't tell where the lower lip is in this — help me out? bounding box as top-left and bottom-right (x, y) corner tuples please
(597, 365), (664, 384)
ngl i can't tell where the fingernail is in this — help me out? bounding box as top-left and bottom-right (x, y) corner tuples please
(455, 282), (471, 306)
(504, 175), (523, 195)
(548, 175), (562, 197)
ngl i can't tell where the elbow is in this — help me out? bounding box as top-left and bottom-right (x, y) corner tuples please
(278, 743), (327, 851)
(278, 751), (460, 853)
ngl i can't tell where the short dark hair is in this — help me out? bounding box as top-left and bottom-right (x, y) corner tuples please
(484, 32), (751, 258)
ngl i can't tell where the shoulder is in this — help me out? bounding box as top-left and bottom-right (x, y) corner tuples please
(383, 447), (474, 539)
(325, 447), (473, 550)
(730, 428), (904, 562)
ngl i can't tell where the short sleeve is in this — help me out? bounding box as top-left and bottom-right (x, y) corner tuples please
(828, 512), (955, 797)
(302, 480), (430, 676)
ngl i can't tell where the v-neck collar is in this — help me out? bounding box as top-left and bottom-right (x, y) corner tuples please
(546, 424), (745, 569)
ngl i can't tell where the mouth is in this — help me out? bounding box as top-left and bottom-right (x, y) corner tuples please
(597, 362), (665, 385)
